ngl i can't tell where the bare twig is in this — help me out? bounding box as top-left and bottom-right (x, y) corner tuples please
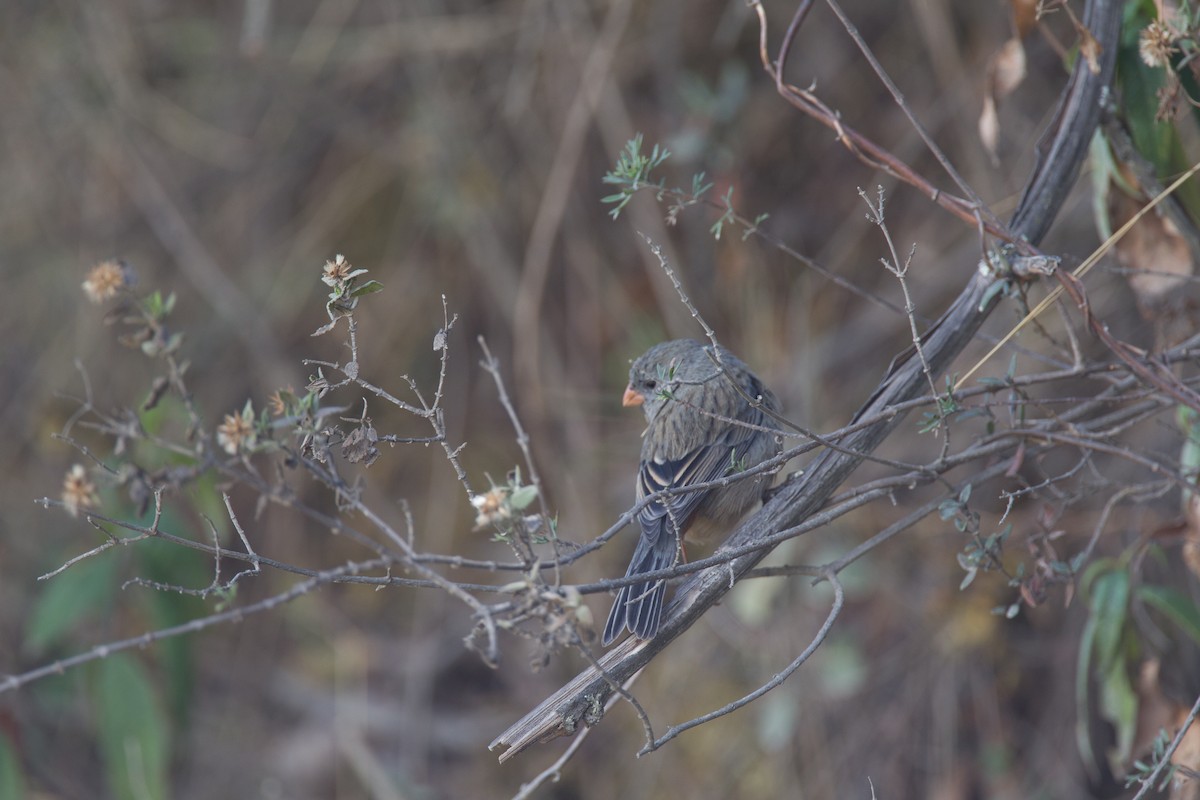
(640, 570), (844, 752)
(2, 559), (388, 695)
(1130, 690), (1200, 800)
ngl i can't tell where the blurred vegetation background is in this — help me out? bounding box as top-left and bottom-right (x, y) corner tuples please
(1, 0), (1197, 798)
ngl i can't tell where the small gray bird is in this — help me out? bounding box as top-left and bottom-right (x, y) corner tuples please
(603, 338), (783, 645)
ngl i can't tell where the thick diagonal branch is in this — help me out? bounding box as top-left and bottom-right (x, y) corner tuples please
(490, 0), (1121, 760)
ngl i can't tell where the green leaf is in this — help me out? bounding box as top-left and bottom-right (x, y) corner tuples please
(1178, 406), (1200, 491)
(1078, 565), (1138, 774)
(144, 291), (165, 319)
(979, 278), (1009, 311)
(95, 655), (170, 800)
(1089, 568), (1130, 672)
(349, 280), (384, 298)
(0, 734), (26, 800)
(137, 538), (206, 721)
(163, 332), (184, 355)
(1117, 44), (1200, 220)
(1099, 651), (1138, 766)
(959, 568), (977, 590)
(25, 555), (117, 652)
(1137, 584), (1200, 645)
(509, 485), (539, 511)
(1076, 590), (1100, 778)
(1089, 131), (1115, 242)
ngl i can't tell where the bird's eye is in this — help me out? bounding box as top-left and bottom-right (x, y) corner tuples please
(645, 379), (657, 391)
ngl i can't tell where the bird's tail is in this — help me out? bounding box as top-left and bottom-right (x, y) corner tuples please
(602, 534), (675, 645)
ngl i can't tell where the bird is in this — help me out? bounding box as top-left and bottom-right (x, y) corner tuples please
(602, 338), (783, 645)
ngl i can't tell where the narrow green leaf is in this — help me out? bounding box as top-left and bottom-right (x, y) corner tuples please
(1137, 585), (1200, 645)
(25, 555), (117, 652)
(1088, 131), (1115, 242)
(137, 538), (206, 720)
(1089, 569), (1130, 672)
(1078, 564), (1137, 773)
(95, 655), (170, 800)
(509, 485), (539, 511)
(1076, 594), (1100, 778)
(959, 568), (977, 591)
(1099, 655), (1137, 766)
(0, 734), (26, 800)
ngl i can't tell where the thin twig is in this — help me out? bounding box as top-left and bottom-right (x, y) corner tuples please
(1130, 690), (1200, 800)
(1, 560), (388, 694)
(640, 570), (844, 752)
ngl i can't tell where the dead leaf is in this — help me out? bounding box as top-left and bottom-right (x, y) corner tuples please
(979, 94), (1000, 163)
(994, 38), (1027, 96)
(1079, 25), (1102, 74)
(1011, 0), (1039, 39)
(1109, 189), (1194, 307)
(979, 38), (1027, 162)
(342, 423), (380, 466)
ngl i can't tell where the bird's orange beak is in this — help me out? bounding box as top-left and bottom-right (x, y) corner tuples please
(622, 385), (644, 407)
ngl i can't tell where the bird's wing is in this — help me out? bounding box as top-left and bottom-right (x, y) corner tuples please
(635, 420), (764, 545)
(603, 424), (765, 644)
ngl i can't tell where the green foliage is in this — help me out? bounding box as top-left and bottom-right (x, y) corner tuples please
(1178, 406), (1200, 503)
(601, 134), (671, 219)
(509, 484), (539, 511)
(472, 467), (546, 543)
(710, 186), (736, 240)
(29, 507), (205, 755)
(136, 533), (208, 721)
(940, 482), (974, 532)
(95, 655), (171, 800)
(1075, 560), (1138, 778)
(1137, 584), (1200, 645)
(315, 254), (381, 334)
(917, 375), (963, 433)
(1110, 1), (1200, 218)
(0, 734), (26, 800)
(25, 555), (118, 652)
(142, 290), (176, 322)
(601, 135), (767, 239)
(1125, 727), (1177, 792)
(942, 483), (1015, 595)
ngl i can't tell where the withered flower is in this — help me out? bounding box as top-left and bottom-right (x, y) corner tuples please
(216, 405), (257, 455)
(1140, 20), (1178, 68)
(82, 260), (130, 303)
(62, 464), (98, 517)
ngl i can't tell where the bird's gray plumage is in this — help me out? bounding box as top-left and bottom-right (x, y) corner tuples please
(603, 339), (782, 645)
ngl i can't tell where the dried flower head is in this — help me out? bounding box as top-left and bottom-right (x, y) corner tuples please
(471, 487), (511, 529)
(1156, 78), (1182, 122)
(62, 464), (98, 517)
(82, 260), (131, 303)
(1140, 20), (1178, 68)
(267, 388), (290, 417)
(216, 404), (257, 455)
(322, 254), (354, 286)
(307, 369), (331, 398)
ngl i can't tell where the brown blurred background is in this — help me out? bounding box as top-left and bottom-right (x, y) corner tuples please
(0, 1), (1160, 798)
